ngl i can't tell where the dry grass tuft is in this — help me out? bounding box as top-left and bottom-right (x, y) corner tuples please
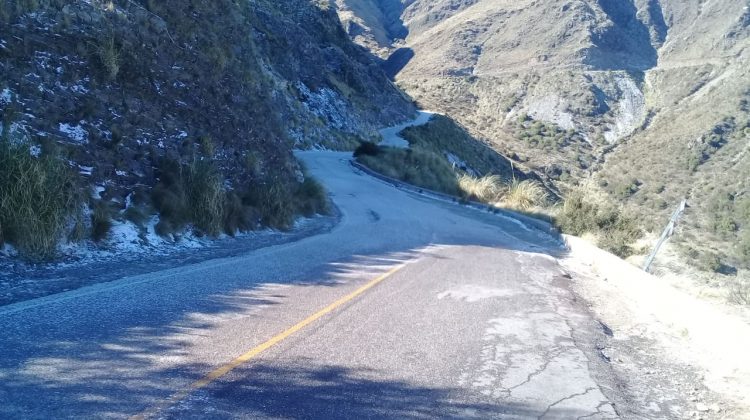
(96, 35), (120, 81)
(458, 174), (503, 202)
(501, 179), (548, 210)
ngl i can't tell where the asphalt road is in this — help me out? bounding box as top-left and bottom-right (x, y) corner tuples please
(378, 110), (434, 148)
(0, 151), (619, 419)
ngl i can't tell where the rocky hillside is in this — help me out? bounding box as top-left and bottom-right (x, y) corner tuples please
(335, 0), (750, 275)
(0, 0), (414, 260)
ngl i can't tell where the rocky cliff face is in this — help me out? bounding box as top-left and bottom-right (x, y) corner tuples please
(0, 0), (414, 258)
(337, 0), (750, 271)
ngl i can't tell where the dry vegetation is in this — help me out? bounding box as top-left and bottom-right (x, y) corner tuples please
(0, 137), (81, 260)
(0, 135), (330, 261)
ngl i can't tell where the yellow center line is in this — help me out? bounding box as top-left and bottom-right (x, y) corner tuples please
(131, 263), (407, 420)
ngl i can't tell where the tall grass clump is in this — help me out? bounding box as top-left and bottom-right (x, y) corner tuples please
(152, 158), (330, 237)
(0, 139), (80, 260)
(184, 161), (225, 236)
(90, 200), (113, 242)
(96, 35), (120, 81)
(502, 179), (548, 211)
(244, 180), (296, 230)
(246, 174), (329, 230)
(458, 174), (503, 202)
(152, 159), (225, 237)
(295, 176), (329, 217)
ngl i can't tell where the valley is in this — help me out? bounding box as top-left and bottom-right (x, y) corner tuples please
(334, 0), (750, 290)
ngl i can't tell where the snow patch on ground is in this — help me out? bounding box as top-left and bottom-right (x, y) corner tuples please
(54, 218), (218, 269)
(93, 185), (106, 199)
(59, 122), (88, 144)
(0, 88), (12, 105)
(0, 243), (18, 258)
(29, 145), (42, 157)
(297, 82), (355, 131)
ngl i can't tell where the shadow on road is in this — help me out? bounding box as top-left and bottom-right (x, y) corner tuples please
(163, 361), (549, 419)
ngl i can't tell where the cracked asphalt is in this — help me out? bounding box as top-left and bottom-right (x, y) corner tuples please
(0, 151), (621, 419)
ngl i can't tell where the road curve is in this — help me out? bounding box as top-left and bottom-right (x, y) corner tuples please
(378, 110), (434, 148)
(0, 151), (619, 419)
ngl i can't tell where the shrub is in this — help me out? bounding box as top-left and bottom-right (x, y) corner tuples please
(96, 35), (120, 81)
(615, 179), (639, 199)
(123, 205), (148, 227)
(155, 219), (178, 238)
(152, 181), (188, 228)
(556, 187), (641, 257)
(357, 147), (460, 195)
(152, 159), (225, 237)
(244, 180), (295, 230)
(713, 215), (738, 235)
(698, 252), (722, 273)
(152, 158), (327, 236)
(184, 161), (225, 236)
(91, 201), (113, 242)
(295, 176), (329, 217)
(0, 138), (80, 260)
(737, 231), (750, 264)
(223, 192), (255, 235)
(198, 135), (215, 157)
(353, 141), (380, 157)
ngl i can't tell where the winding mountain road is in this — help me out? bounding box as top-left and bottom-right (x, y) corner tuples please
(0, 151), (620, 419)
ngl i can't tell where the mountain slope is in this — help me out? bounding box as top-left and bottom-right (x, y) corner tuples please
(335, 0), (750, 273)
(0, 0), (414, 259)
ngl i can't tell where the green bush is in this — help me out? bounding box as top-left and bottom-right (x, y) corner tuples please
(184, 161), (225, 236)
(615, 179), (639, 199)
(357, 146), (460, 195)
(295, 177), (329, 217)
(713, 215), (738, 235)
(152, 159), (225, 237)
(244, 180), (296, 230)
(556, 188), (641, 257)
(0, 139), (80, 260)
(152, 158), (329, 236)
(728, 273), (750, 306)
(223, 192), (254, 235)
(353, 141), (380, 157)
